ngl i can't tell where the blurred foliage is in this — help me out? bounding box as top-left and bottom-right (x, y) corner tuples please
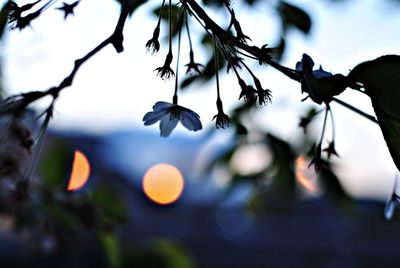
(122, 239), (197, 268)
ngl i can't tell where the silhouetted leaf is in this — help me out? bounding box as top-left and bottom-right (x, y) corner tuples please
(348, 55), (400, 171)
(279, 1), (311, 34)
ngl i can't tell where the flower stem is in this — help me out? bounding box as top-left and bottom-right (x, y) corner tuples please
(185, 11), (194, 53)
(168, 0), (172, 53)
(173, 8), (184, 105)
(318, 105), (330, 146)
(328, 106), (336, 141)
(213, 34), (221, 100)
(157, 0), (166, 28)
(332, 97), (378, 124)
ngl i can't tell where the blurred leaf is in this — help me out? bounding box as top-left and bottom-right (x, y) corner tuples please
(319, 164), (350, 201)
(90, 185), (128, 224)
(40, 139), (71, 189)
(0, 2), (10, 40)
(203, 54), (225, 78)
(279, 1), (311, 34)
(244, 0), (261, 4)
(266, 133), (295, 194)
(348, 55), (400, 171)
(153, 4), (181, 21)
(202, 0), (224, 7)
(201, 32), (215, 47)
(299, 107), (319, 132)
(153, 5), (183, 38)
(180, 75), (199, 89)
(180, 54), (225, 90)
(273, 37), (285, 62)
(113, 0), (147, 15)
(99, 231), (121, 268)
(235, 122), (248, 136)
(230, 101), (253, 119)
(152, 239), (196, 268)
(48, 203), (81, 230)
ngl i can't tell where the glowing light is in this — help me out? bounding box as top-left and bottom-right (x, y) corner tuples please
(67, 150), (91, 191)
(295, 155), (318, 193)
(142, 163), (184, 205)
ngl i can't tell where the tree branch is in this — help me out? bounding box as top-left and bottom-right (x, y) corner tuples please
(0, 0), (131, 115)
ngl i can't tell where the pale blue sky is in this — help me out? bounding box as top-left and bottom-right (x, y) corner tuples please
(1, 0), (400, 199)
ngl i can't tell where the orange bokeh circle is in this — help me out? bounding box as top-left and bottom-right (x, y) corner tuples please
(142, 163), (184, 205)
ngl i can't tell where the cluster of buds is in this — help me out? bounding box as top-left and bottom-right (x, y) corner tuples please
(143, 0), (274, 137)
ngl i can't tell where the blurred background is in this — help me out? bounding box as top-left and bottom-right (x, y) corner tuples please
(1, 0), (400, 267)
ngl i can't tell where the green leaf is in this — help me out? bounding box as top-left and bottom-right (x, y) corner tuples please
(99, 232), (121, 268)
(348, 55), (400, 170)
(279, 1), (312, 34)
(152, 239), (196, 268)
(90, 185), (128, 224)
(39, 139), (72, 189)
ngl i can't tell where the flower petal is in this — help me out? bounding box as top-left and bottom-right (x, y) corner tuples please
(179, 109), (202, 131)
(143, 110), (168, 125)
(143, 102), (173, 125)
(159, 114), (179, 137)
(295, 61), (303, 72)
(152, 101), (174, 110)
(301, 53), (315, 72)
(313, 68), (332, 78)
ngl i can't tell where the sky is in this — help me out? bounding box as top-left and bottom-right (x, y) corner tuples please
(1, 0), (400, 199)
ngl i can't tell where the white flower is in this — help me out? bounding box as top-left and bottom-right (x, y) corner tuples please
(296, 53), (347, 104)
(143, 101), (202, 137)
